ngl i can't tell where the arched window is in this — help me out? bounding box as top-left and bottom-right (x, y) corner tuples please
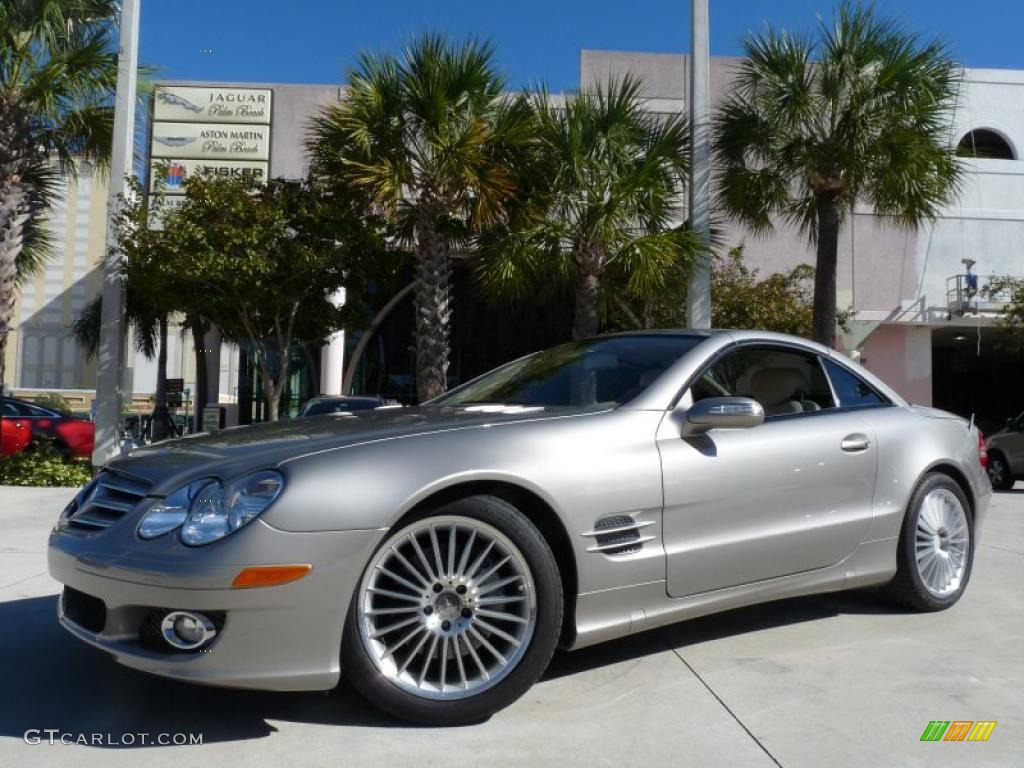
(957, 129), (1016, 160)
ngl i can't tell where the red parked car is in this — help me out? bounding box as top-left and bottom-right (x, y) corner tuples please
(0, 416), (31, 457)
(1, 397), (94, 459)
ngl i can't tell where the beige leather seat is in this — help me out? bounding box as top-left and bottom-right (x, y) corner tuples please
(746, 367), (811, 416)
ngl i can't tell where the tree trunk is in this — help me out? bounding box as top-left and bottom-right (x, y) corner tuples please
(247, 347), (279, 423)
(812, 194), (842, 349)
(264, 380), (280, 421)
(342, 281), (415, 395)
(413, 217), (452, 403)
(572, 249), (603, 340)
(150, 315), (170, 440)
(0, 181), (29, 396)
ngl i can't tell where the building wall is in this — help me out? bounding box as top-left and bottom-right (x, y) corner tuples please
(8, 163), (109, 392)
(859, 324), (933, 406)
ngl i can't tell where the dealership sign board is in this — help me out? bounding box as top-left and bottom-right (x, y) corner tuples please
(149, 159), (269, 194)
(153, 86), (272, 124)
(148, 85), (273, 227)
(151, 122), (270, 161)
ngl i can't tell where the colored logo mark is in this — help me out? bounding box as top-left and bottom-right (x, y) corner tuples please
(920, 721), (997, 742)
(165, 163), (186, 189)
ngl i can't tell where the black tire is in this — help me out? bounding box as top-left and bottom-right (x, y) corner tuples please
(886, 473), (974, 611)
(342, 494), (563, 725)
(986, 451), (1015, 491)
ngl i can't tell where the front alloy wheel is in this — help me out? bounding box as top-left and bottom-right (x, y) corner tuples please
(343, 496), (562, 724)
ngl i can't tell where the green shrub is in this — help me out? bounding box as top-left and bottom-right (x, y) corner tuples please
(32, 392), (73, 416)
(0, 439), (92, 487)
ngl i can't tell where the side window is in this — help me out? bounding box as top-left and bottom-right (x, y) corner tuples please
(1, 401), (17, 417)
(690, 346), (835, 417)
(821, 358), (888, 409)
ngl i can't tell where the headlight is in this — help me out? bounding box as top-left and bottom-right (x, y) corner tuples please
(137, 479), (211, 539)
(180, 470), (284, 546)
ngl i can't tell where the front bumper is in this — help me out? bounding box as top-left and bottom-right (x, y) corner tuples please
(48, 518), (383, 691)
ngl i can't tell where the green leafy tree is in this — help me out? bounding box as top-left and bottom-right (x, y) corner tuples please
(0, 0), (119, 391)
(32, 391), (72, 416)
(148, 174), (380, 421)
(713, 1), (961, 348)
(711, 247), (853, 336)
(478, 77), (698, 340)
(308, 35), (534, 401)
(983, 277), (1024, 355)
(607, 245), (849, 337)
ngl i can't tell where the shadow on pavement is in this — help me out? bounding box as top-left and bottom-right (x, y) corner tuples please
(0, 594), (401, 747)
(544, 588), (904, 681)
(0, 588), (905, 746)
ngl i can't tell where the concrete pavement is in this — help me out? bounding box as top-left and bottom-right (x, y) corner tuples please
(0, 484), (1021, 767)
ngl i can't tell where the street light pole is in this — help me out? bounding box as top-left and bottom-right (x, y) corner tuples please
(92, 0), (141, 468)
(687, 0), (712, 329)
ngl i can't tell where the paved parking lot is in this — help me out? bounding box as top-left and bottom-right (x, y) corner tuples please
(1, 484), (1021, 767)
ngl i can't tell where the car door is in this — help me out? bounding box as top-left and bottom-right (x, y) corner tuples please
(661, 344), (878, 598)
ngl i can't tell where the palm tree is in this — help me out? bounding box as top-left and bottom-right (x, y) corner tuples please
(308, 35), (534, 402)
(713, 1), (961, 348)
(477, 77), (698, 340)
(0, 0), (118, 391)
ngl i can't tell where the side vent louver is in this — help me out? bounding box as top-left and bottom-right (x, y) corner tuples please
(583, 515), (655, 556)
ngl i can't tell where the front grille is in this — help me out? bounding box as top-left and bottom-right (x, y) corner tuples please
(583, 515), (656, 556)
(62, 587), (106, 633)
(67, 471), (151, 532)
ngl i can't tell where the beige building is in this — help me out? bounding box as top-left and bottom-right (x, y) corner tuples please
(7, 163), (109, 394)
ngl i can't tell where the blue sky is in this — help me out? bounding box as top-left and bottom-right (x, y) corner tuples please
(141, 1), (1024, 90)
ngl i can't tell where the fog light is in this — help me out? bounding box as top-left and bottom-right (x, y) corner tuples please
(160, 610), (217, 650)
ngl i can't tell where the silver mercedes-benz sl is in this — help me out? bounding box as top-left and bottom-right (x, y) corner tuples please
(48, 330), (991, 725)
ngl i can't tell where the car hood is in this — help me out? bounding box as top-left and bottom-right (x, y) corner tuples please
(106, 405), (570, 495)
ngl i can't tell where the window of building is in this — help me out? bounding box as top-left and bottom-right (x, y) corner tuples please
(957, 129), (1016, 160)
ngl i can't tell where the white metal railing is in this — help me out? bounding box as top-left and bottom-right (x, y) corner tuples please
(946, 273), (1015, 315)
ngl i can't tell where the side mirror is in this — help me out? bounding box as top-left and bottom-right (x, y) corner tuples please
(679, 397), (764, 436)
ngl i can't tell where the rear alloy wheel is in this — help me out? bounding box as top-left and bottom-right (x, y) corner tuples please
(986, 452), (1014, 490)
(343, 496), (562, 725)
(886, 473), (974, 611)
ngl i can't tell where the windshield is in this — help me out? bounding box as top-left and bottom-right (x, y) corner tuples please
(432, 335), (703, 409)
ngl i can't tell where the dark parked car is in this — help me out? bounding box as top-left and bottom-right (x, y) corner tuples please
(1, 396), (95, 458)
(297, 395), (391, 417)
(985, 411), (1024, 489)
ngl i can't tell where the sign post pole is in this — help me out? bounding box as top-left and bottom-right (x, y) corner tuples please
(92, 0), (141, 469)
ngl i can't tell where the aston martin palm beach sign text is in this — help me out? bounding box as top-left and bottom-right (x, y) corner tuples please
(151, 122), (270, 161)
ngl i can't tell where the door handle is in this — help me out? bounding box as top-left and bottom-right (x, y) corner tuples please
(841, 433), (871, 452)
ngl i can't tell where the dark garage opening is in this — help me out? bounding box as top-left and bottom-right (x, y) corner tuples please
(931, 326), (1024, 436)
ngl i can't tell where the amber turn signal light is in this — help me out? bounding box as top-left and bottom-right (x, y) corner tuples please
(231, 564), (312, 588)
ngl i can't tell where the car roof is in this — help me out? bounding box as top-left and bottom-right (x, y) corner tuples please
(2, 395), (61, 412)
